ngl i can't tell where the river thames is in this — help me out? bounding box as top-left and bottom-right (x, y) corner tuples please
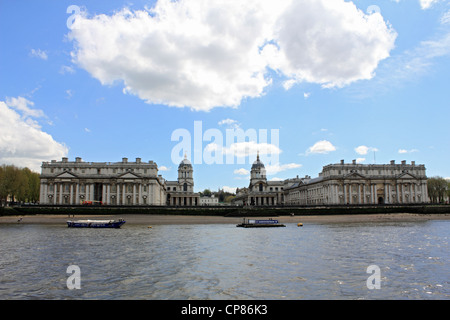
(0, 219), (448, 300)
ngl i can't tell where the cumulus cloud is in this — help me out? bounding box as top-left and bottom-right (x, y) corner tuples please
(306, 140), (337, 154)
(0, 97), (68, 172)
(355, 145), (379, 155)
(68, 0), (396, 111)
(265, 162), (302, 175)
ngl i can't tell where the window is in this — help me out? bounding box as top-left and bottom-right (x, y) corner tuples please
(183, 183), (188, 192)
(259, 184), (263, 192)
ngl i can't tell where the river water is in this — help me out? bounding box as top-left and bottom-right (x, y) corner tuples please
(0, 219), (448, 300)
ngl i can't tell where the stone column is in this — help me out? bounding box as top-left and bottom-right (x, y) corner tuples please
(106, 184), (110, 205)
(70, 184), (74, 205)
(75, 184), (79, 205)
(59, 183), (63, 204)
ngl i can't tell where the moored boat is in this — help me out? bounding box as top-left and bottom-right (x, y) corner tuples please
(67, 218), (126, 228)
(236, 218), (285, 228)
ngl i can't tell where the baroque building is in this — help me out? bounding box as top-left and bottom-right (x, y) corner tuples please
(234, 157), (428, 206)
(39, 157), (166, 205)
(284, 160), (428, 205)
(165, 155), (200, 206)
(233, 154), (284, 206)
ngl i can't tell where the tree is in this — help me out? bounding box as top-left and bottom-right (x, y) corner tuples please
(0, 164), (40, 206)
(427, 177), (448, 203)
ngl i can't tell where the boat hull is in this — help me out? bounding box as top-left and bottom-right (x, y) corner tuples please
(67, 220), (126, 228)
(236, 223), (285, 228)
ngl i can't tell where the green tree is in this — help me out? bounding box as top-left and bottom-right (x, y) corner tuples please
(427, 176), (448, 203)
(0, 164), (41, 205)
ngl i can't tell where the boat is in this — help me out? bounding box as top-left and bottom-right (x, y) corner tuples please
(236, 218), (285, 228)
(67, 218), (126, 228)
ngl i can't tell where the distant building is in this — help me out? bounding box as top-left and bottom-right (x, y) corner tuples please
(165, 155), (200, 206)
(284, 160), (428, 205)
(200, 195), (219, 206)
(39, 157), (166, 205)
(233, 153), (284, 206)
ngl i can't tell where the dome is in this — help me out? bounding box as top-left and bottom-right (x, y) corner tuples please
(179, 154), (192, 168)
(251, 154), (265, 170)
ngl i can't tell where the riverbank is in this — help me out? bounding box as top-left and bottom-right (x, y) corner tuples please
(1, 213), (449, 225)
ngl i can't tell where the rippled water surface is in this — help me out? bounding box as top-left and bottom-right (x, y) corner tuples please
(0, 220), (448, 299)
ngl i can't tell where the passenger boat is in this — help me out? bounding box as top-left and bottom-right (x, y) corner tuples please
(67, 218), (126, 228)
(236, 218), (285, 228)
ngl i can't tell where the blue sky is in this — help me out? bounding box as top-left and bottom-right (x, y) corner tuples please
(1, 0), (449, 193)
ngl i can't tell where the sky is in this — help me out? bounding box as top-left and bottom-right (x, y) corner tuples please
(1, 0), (449, 193)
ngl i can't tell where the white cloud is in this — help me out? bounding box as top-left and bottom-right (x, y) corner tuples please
(282, 79), (297, 90)
(356, 157), (366, 163)
(69, 0), (396, 110)
(218, 119), (240, 129)
(5, 96), (45, 119)
(0, 98), (68, 172)
(234, 168), (249, 175)
(303, 92), (311, 99)
(159, 165), (171, 171)
(306, 140), (336, 154)
(355, 145), (379, 155)
(398, 148), (419, 154)
(420, 0), (440, 9)
(265, 162), (302, 175)
(222, 186), (237, 194)
(30, 49), (48, 60)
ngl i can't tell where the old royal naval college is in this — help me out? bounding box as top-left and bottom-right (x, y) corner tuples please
(39, 155), (428, 206)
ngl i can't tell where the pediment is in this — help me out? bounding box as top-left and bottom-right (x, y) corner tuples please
(344, 172), (366, 179)
(397, 172), (417, 180)
(119, 172), (139, 179)
(56, 171), (77, 178)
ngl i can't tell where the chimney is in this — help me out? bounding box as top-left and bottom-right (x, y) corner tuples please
(390, 160), (395, 165)
(76, 157), (82, 163)
(62, 157), (68, 163)
(136, 158), (141, 164)
(401, 160), (406, 165)
(340, 160), (344, 165)
(411, 161), (415, 166)
(352, 159), (356, 165)
(122, 157), (128, 163)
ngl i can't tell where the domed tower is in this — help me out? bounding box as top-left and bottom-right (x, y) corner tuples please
(250, 153), (267, 191)
(178, 154), (194, 192)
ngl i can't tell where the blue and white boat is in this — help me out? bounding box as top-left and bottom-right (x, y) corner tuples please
(67, 218), (126, 228)
(237, 218), (285, 228)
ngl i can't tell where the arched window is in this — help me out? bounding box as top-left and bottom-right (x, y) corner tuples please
(183, 183), (188, 192)
(259, 183), (263, 192)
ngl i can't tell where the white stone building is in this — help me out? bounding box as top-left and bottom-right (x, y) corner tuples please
(200, 195), (219, 206)
(233, 154), (284, 206)
(284, 160), (428, 205)
(39, 157), (166, 205)
(165, 155), (200, 206)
